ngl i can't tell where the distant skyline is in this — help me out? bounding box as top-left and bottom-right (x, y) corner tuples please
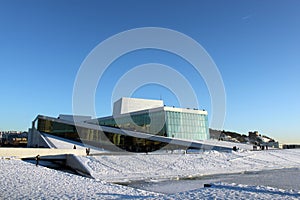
(0, 1), (299, 144)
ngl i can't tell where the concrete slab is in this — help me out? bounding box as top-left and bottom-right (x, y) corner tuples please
(0, 148), (86, 158)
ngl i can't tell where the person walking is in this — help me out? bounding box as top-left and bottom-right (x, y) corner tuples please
(86, 148), (90, 156)
(35, 155), (40, 166)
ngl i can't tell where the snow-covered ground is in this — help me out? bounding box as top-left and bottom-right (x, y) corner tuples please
(1, 149), (300, 199)
(0, 158), (159, 199)
(78, 149), (300, 183)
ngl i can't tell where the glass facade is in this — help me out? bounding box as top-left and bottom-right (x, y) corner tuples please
(34, 107), (209, 152)
(98, 110), (167, 136)
(37, 118), (102, 143)
(36, 117), (168, 152)
(97, 108), (209, 141)
(165, 111), (208, 140)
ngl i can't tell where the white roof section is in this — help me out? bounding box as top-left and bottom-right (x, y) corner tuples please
(163, 106), (208, 115)
(113, 97), (164, 116)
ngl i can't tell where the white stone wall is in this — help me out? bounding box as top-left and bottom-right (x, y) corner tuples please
(113, 97), (163, 115)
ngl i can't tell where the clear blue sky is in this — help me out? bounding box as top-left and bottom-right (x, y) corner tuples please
(0, 0), (299, 144)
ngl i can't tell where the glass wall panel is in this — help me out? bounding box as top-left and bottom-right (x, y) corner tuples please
(96, 109), (209, 141)
(37, 118), (168, 152)
(97, 110), (166, 136)
(165, 111), (209, 140)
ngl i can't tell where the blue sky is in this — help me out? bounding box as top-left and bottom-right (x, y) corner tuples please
(0, 0), (299, 144)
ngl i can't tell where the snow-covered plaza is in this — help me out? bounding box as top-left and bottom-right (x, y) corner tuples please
(1, 149), (300, 199)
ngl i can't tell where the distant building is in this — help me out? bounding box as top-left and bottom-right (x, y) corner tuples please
(1, 132), (27, 147)
(248, 131), (279, 148)
(282, 144), (300, 149)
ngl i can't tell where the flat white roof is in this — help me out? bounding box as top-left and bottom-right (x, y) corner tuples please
(163, 106), (208, 115)
(112, 97), (207, 117)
